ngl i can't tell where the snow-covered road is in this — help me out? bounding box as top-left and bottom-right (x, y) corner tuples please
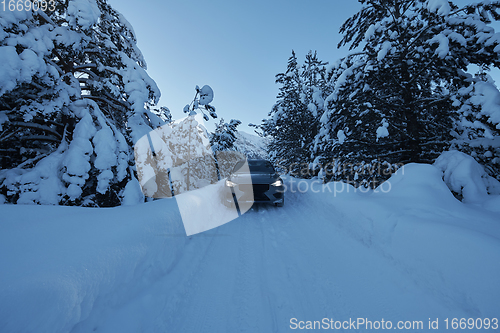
(1, 164), (500, 332)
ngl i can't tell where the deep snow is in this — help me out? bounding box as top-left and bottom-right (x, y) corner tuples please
(1, 163), (499, 333)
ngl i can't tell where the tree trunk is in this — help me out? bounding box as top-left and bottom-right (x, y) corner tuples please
(401, 61), (421, 164)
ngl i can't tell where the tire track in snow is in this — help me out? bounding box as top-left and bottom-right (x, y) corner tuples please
(266, 195), (354, 321)
(231, 213), (256, 332)
(229, 206), (284, 332)
(164, 227), (256, 333)
(152, 234), (221, 332)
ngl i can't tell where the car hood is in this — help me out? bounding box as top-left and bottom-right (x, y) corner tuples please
(230, 172), (281, 184)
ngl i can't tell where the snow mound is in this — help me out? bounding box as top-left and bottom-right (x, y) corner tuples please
(434, 150), (500, 204)
(375, 163), (458, 207)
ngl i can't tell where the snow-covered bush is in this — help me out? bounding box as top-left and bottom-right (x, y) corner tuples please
(434, 150), (500, 203)
(453, 79), (500, 181)
(0, 0), (169, 206)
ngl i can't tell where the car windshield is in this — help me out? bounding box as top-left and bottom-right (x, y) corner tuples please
(233, 160), (275, 174)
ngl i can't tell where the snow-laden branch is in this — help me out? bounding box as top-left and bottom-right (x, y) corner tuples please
(17, 153), (50, 168)
(46, 59), (64, 76)
(19, 135), (60, 142)
(74, 63), (98, 70)
(10, 121), (61, 138)
(0, 129), (20, 143)
(35, 8), (56, 26)
(83, 95), (130, 111)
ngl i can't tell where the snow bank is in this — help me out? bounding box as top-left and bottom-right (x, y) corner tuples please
(283, 164), (500, 324)
(376, 163), (458, 206)
(0, 200), (187, 333)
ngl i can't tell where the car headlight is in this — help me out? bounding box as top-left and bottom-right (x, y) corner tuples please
(225, 179), (237, 187)
(271, 179), (283, 187)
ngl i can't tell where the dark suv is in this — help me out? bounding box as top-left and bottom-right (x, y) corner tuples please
(224, 159), (285, 208)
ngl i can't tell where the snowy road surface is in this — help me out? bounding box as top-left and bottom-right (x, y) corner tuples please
(1, 164), (500, 332)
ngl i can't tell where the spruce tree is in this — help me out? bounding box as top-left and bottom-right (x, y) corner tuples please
(210, 118), (244, 178)
(210, 118), (241, 152)
(261, 50), (327, 177)
(301, 51), (329, 176)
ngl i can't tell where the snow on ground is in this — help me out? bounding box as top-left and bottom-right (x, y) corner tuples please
(1, 163), (499, 333)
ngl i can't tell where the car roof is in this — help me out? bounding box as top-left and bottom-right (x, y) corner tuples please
(247, 159), (270, 164)
(232, 159), (274, 173)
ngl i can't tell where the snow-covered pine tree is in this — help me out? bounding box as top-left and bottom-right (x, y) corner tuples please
(315, 0), (500, 187)
(210, 118), (244, 178)
(261, 50), (327, 177)
(210, 118), (241, 152)
(300, 51), (329, 177)
(0, 0), (165, 206)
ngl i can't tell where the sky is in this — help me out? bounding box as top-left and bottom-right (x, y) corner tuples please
(106, 0), (362, 133)
(106, 0), (500, 134)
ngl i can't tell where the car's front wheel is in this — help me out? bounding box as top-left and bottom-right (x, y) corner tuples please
(275, 197), (284, 207)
